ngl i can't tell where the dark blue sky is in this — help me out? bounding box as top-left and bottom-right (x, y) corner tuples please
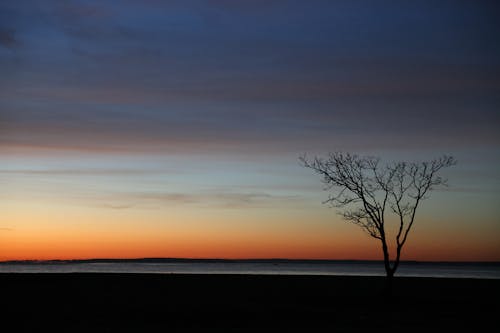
(1, 0), (499, 153)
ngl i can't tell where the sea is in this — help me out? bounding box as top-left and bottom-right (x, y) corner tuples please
(1, 260), (499, 279)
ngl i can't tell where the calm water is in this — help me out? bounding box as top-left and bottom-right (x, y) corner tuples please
(1, 261), (499, 279)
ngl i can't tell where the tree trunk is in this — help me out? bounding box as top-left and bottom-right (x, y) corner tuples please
(385, 246), (403, 300)
(384, 269), (394, 300)
(381, 238), (395, 300)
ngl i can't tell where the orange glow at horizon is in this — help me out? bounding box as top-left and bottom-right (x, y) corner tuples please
(2, 208), (499, 262)
(2, 189), (499, 262)
(3, 230), (499, 262)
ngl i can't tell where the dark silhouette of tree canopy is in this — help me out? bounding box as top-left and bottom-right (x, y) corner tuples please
(300, 152), (456, 292)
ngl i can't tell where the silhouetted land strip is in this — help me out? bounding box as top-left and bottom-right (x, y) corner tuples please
(1, 273), (498, 332)
(1, 258), (388, 264)
(2, 257), (499, 265)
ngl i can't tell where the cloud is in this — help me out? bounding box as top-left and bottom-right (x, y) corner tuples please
(0, 168), (161, 176)
(98, 203), (134, 210)
(57, 2), (111, 20)
(100, 190), (303, 210)
(1, 90), (498, 155)
(0, 29), (18, 48)
(438, 187), (500, 194)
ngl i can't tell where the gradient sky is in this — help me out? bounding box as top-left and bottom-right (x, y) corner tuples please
(1, 0), (499, 261)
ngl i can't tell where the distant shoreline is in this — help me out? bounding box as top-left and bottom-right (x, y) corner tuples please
(1, 257), (499, 265)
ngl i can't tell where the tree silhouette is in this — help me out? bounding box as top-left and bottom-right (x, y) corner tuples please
(300, 152), (456, 294)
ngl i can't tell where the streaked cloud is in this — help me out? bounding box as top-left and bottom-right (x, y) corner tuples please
(101, 190), (304, 210)
(0, 168), (164, 176)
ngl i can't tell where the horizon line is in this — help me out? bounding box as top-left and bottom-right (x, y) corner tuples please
(1, 257), (499, 264)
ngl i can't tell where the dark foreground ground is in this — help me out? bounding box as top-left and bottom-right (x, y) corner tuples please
(1, 273), (499, 332)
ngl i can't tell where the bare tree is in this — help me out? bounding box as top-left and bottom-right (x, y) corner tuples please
(300, 152), (456, 294)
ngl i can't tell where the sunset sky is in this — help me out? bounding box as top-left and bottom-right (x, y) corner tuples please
(1, 0), (499, 261)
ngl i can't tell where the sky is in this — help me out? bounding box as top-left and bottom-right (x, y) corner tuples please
(1, 0), (499, 261)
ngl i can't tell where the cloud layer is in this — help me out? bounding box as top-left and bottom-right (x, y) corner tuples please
(1, 0), (499, 154)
